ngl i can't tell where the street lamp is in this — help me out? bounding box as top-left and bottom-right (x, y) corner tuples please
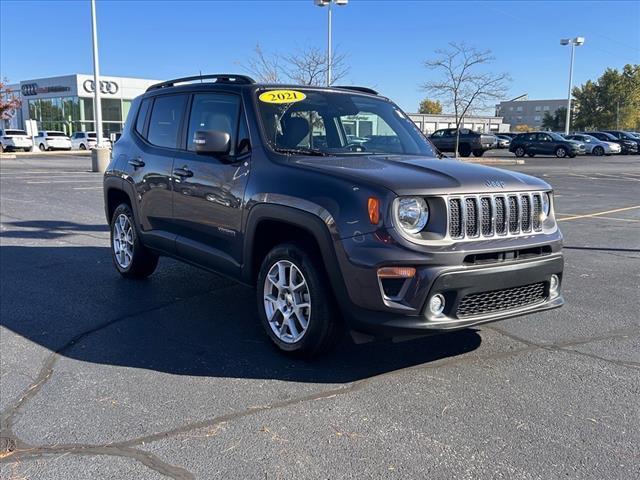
(90, 0), (103, 147)
(314, 0), (349, 86)
(560, 36), (585, 135)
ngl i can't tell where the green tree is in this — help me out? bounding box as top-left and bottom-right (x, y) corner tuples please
(541, 107), (567, 131)
(573, 64), (640, 130)
(418, 98), (442, 114)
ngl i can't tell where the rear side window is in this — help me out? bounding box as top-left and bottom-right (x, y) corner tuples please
(135, 98), (152, 136)
(147, 95), (187, 149)
(186, 93), (240, 153)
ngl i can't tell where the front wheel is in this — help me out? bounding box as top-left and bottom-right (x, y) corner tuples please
(472, 149), (485, 157)
(514, 146), (525, 157)
(39, 143), (46, 151)
(593, 146), (604, 156)
(555, 147), (568, 158)
(79, 143), (87, 150)
(110, 203), (159, 279)
(257, 243), (341, 358)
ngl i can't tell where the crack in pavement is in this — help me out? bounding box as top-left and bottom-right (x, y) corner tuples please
(0, 287), (239, 479)
(486, 325), (640, 371)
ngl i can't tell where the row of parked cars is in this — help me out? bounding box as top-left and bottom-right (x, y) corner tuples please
(502, 130), (640, 158)
(0, 129), (111, 152)
(427, 127), (640, 159)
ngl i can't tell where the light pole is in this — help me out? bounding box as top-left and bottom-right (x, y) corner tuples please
(560, 36), (585, 135)
(314, 0), (348, 86)
(90, 0), (104, 147)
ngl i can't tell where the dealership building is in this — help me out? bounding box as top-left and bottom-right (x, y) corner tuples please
(3, 74), (160, 136)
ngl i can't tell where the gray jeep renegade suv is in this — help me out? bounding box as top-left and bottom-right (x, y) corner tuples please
(104, 74), (564, 357)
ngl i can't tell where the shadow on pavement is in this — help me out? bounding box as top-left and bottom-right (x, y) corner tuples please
(0, 220), (108, 240)
(0, 245), (481, 384)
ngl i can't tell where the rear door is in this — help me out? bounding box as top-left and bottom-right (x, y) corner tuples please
(126, 94), (188, 252)
(171, 92), (251, 275)
(536, 133), (554, 155)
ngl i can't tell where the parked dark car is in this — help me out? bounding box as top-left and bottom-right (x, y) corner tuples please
(600, 130), (640, 154)
(429, 128), (496, 157)
(589, 131), (638, 155)
(103, 74), (564, 357)
(509, 131), (585, 158)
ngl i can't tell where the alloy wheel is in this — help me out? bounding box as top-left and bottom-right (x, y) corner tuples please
(263, 260), (311, 343)
(113, 213), (134, 269)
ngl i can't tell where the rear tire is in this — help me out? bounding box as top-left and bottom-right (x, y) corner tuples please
(39, 143), (46, 152)
(110, 203), (159, 279)
(593, 146), (604, 156)
(257, 243), (341, 358)
(514, 146), (525, 157)
(79, 144), (87, 150)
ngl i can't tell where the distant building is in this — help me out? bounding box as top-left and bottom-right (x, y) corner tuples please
(408, 113), (510, 134)
(2, 74), (160, 136)
(495, 94), (566, 130)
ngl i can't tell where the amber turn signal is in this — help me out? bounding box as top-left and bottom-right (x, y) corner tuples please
(377, 267), (416, 279)
(368, 197), (380, 224)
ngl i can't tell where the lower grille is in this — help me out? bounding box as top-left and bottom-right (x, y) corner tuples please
(456, 282), (547, 318)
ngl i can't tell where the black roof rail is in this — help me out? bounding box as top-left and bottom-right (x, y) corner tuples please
(333, 85), (379, 95)
(146, 74), (256, 92)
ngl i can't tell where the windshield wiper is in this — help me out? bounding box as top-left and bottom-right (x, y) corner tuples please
(273, 146), (329, 156)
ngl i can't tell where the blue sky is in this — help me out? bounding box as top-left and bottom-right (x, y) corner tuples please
(1, 0), (639, 112)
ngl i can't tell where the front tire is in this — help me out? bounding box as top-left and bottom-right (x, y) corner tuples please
(593, 146), (604, 156)
(514, 146), (525, 157)
(555, 147), (567, 158)
(458, 144), (471, 157)
(79, 143), (87, 150)
(110, 203), (158, 279)
(472, 149), (485, 157)
(257, 243), (341, 358)
(39, 143), (46, 151)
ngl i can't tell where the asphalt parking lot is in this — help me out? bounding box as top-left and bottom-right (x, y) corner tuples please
(1, 153), (638, 479)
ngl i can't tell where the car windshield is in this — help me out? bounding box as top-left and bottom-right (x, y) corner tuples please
(47, 132), (66, 137)
(548, 132), (566, 141)
(256, 88), (437, 157)
(5, 130), (27, 136)
(618, 131), (636, 140)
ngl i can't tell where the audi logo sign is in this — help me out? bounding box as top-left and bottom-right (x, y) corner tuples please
(83, 79), (119, 95)
(21, 83), (71, 96)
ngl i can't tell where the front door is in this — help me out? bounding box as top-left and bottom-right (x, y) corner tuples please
(536, 133), (554, 155)
(171, 92), (251, 275)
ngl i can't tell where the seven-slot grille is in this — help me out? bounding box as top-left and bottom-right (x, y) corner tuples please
(448, 192), (545, 240)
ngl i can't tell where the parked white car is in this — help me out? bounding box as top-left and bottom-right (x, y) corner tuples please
(565, 133), (622, 156)
(71, 131), (111, 150)
(0, 129), (32, 152)
(35, 131), (72, 151)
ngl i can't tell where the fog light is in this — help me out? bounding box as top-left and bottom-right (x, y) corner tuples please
(550, 274), (560, 298)
(429, 294), (446, 316)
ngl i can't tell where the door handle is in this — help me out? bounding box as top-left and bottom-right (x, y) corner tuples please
(173, 167), (193, 178)
(128, 158), (145, 168)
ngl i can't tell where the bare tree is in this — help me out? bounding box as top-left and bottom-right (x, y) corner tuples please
(283, 47), (349, 86)
(241, 44), (349, 86)
(242, 43), (282, 83)
(423, 43), (510, 157)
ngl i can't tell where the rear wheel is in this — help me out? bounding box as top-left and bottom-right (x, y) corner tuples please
(593, 146), (604, 156)
(458, 144), (471, 157)
(514, 146), (525, 157)
(110, 203), (159, 279)
(257, 243), (341, 358)
(39, 143), (46, 151)
(79, 143), (87, 150)
(555, 146), (567, 158)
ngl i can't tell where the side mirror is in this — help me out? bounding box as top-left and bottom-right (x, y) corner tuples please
(193, 130), (231, 156)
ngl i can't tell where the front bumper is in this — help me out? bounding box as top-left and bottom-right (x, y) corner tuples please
(334, 231), (564, 336)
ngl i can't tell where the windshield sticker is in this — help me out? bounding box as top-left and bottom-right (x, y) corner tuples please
(259, 90), (307, 104)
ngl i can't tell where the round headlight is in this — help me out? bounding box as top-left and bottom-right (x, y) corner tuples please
(542, 192), (551, 217)
(396, 197), (429, 234)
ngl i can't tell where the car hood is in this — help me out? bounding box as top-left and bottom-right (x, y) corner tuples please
(292, 155), (550, 196)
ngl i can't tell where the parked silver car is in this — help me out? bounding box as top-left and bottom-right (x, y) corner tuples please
(564, 133), (621, 156)
(496, 135), (511, 149)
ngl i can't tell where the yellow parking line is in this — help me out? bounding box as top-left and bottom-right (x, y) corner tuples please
(558, 205), (640, 222)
